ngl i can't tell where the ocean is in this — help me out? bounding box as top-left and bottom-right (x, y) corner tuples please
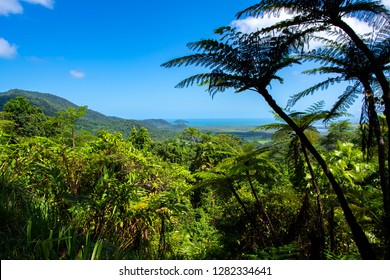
(167, 118), (277, 127)
(166, 118), (330, 133)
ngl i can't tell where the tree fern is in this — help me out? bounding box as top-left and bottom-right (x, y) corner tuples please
(237, 2), (390, 156)
(162, 21), (377, 259)
(237, 1), (390, 30)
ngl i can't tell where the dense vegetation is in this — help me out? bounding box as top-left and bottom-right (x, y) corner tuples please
(1, 0), (389, 260)
(0, 95), (386, 260)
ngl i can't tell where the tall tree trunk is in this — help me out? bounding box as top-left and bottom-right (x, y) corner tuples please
(329, 198), (336, 254)
(362, 82), (390, 258)
(246, 170), (275, 236)
(228, 180), (266, 247)
(333, 19), (390, 139)
(285, 191), (310, 243)
(71, 126), (75, 149)
(158, 216), (166, 259)
(260, 88), (376, 259)
(301, 144), (324, 220)
(228, 180), (251, 220)
(334, 24), (390, 244)
(301, 143), (325, 258)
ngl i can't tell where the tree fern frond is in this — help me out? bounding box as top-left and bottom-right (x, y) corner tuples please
(341, 1), (390, 29)
(236, 1), (286, 19)
(161, 54), (213, 68)
(175, 74), (214, 89)
(302, 66), (348, 76)
(187, 39), (234, 54)
(288, 77), (343, 108)
(300, 46), (349, 66)
(306, 100), (326, 114)
(255, 122), (288, 131)
(325, 83), (361, 122)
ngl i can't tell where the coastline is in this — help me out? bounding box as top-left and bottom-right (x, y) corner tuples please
(166, 118), (277, 127)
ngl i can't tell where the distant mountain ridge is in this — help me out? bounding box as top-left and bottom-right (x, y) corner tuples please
(0, 89), (184, 138)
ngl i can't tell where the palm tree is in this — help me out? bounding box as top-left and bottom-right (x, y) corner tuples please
(162, 26), (376, 258)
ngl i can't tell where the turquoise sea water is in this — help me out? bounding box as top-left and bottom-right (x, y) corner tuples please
(166, 118), (331, 133)
(167, 118), (276, 127)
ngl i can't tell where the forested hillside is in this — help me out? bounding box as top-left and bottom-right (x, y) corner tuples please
(0, 89), (183, 139)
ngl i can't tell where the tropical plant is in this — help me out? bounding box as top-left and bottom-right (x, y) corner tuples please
(324, 141), (382, 256)
(195, 144), (283, 253)
(237, 0), (390, 258)
(57, 106), (88, 149)
(288, 34), (388, 162)
(2, 96), (48, 137)
(321, 120), (357, 150)
(162, 25), (376, 258)
(257, 102), (338, 258)
(287, 35), (390, 253)
(129, 126), (152, 151)
(237, 0), (390, 136)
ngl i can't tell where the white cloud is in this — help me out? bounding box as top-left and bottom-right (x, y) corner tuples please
(70, 70), (86, 79)
(22, 0), (54, 9)
(344, 17), (375, 35)
(0, 38), (17, 58)
(231, 7), (386, 50)
(0, 0), (53, 15)
(306, 18), (376, 49)
(232, 10), (378, 35)
(231, 11), (294, 33)
(231, 12), (325, 50)
(0, 0), (23, 16)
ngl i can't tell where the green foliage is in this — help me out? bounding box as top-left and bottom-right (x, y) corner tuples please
(321, 120), (357, 150)
(2, 96), (49, 137)
(0, 89), (182, 140)
(0, 110), (386, 259)
(129, 127), (152, 150)
(57, 106), (88, 148)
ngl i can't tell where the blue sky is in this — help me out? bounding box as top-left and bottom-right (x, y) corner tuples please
(0, 0), (388, 120)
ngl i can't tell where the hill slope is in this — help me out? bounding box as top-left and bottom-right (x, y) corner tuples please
(0, 89), (184, 139)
